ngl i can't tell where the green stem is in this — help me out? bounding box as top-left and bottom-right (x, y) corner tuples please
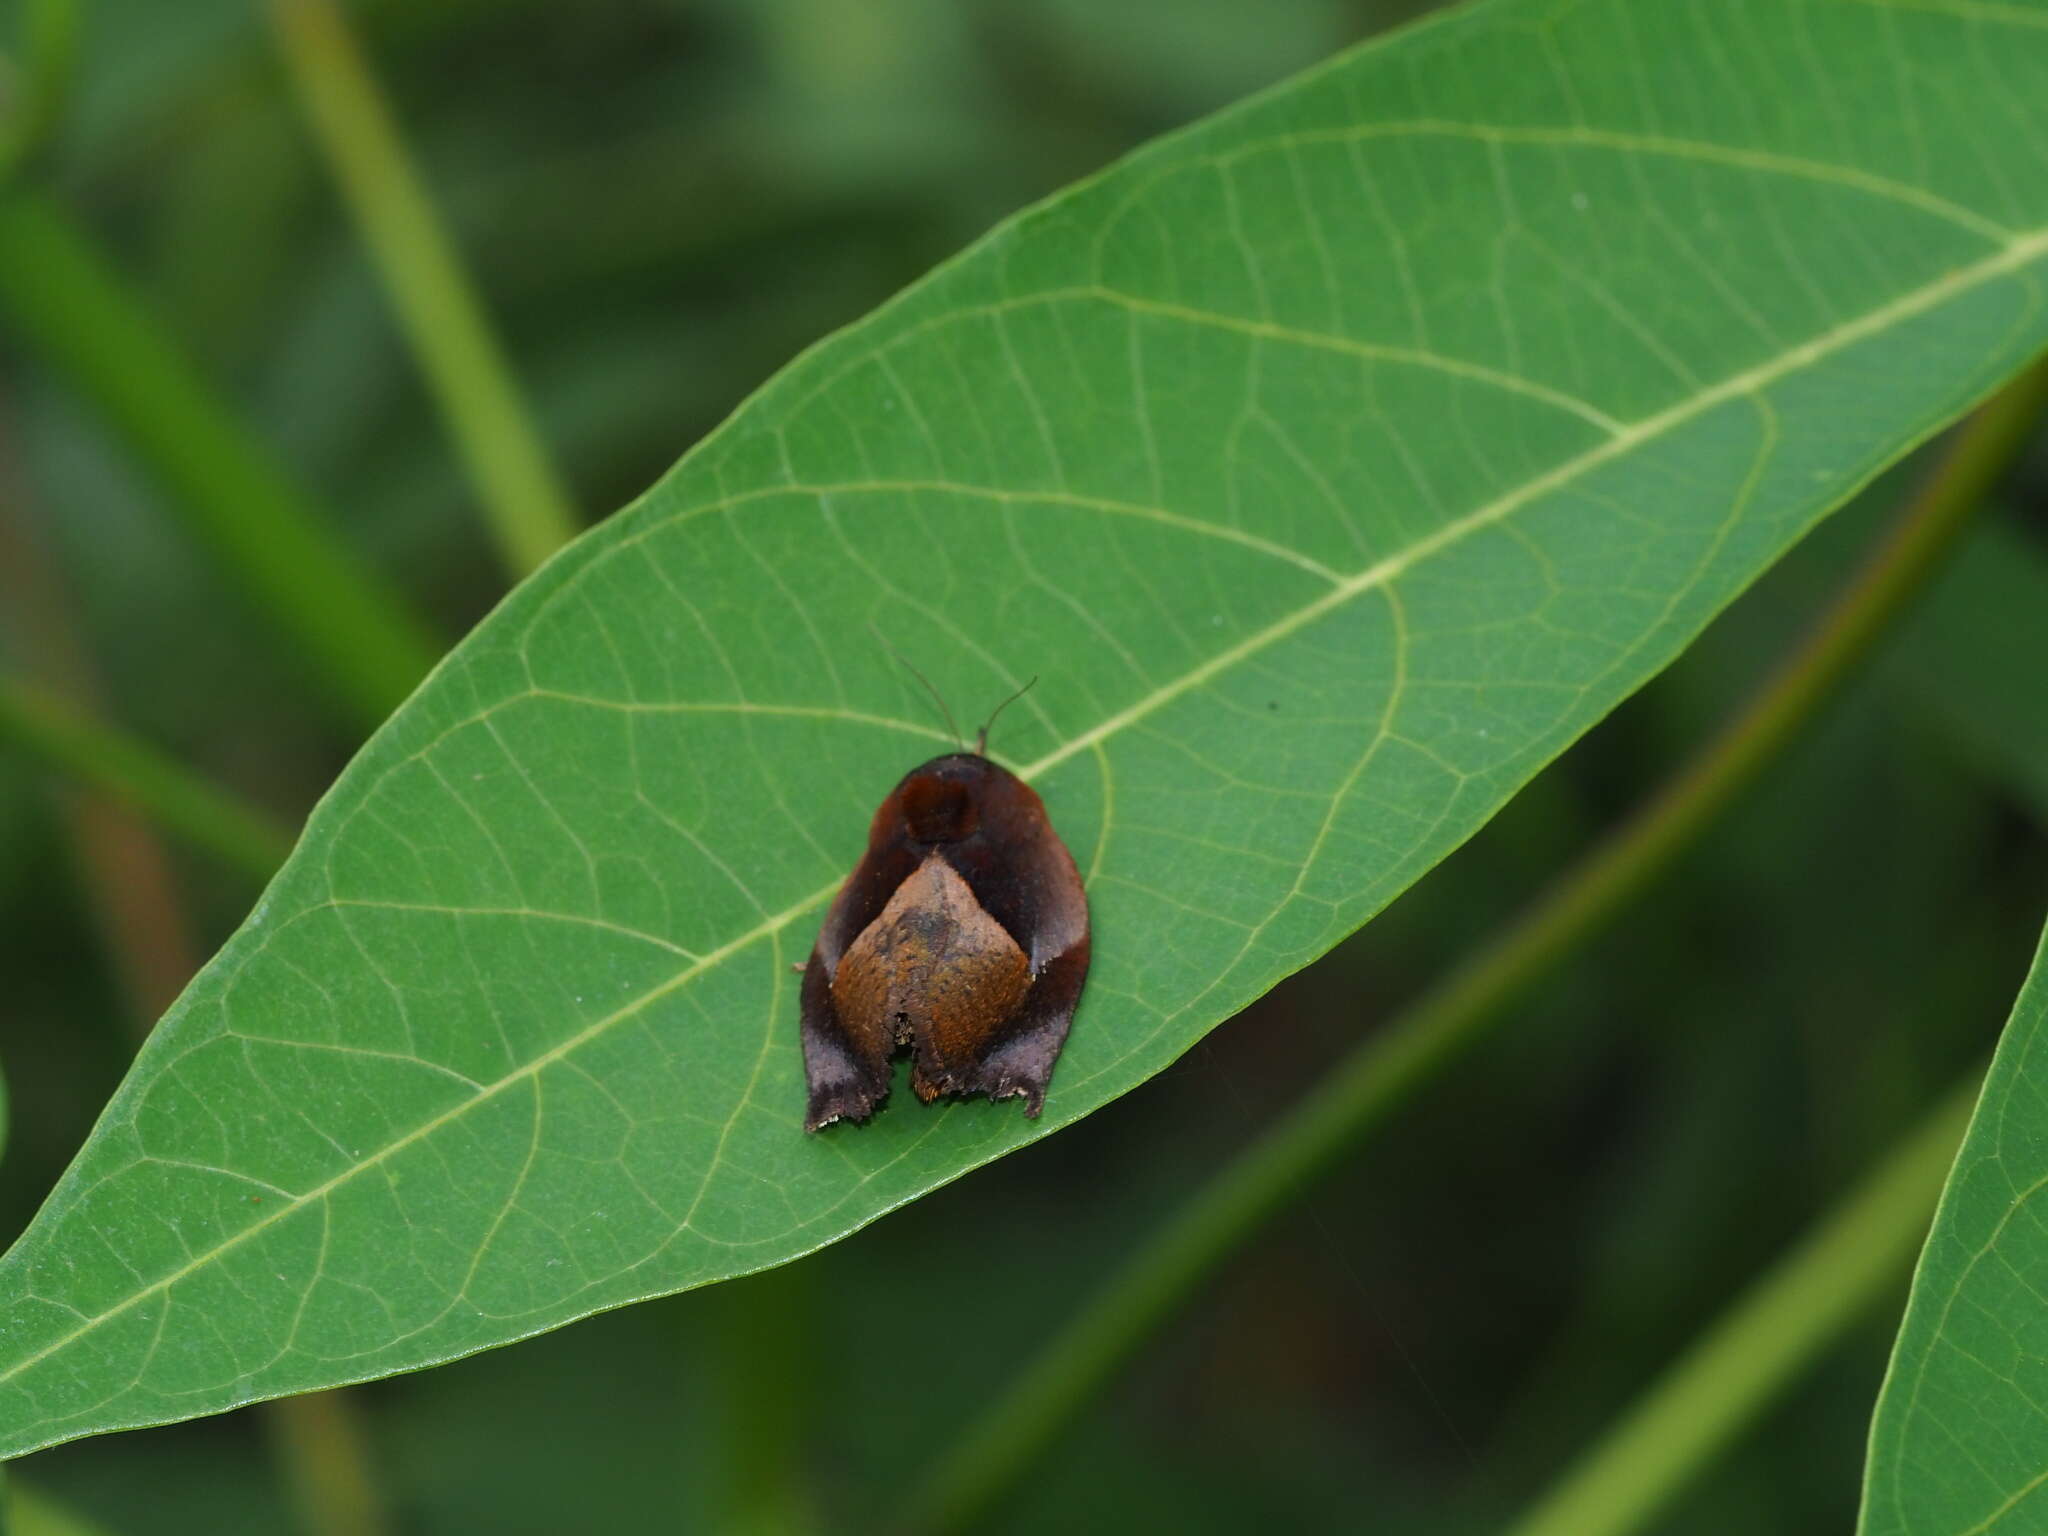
(906, 355), (2048, 1535)
(700, 1267), (823, 1536)
(266, 0), (577, 578)
(0, 190), (437, 730)
(1504, 1068), (1981, 1536)
(263, 1390), (393, 1536)
(0, 0), (80, 178)
(8, 1480), (119, 1536)
(0, 677), (294, 881)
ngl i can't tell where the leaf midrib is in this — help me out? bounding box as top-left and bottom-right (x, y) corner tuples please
(7, 216), (2043, 1411)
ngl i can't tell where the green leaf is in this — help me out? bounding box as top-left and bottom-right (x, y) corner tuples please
(1861, 917), (2048, 1535)
(4, 0), (2048, 1456)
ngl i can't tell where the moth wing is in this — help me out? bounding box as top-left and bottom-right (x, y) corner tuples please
(925, 785), (1091, 1117)
(800, 838), (918, 1131)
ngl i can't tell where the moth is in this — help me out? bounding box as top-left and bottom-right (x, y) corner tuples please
(799, 678), (1090, 1132)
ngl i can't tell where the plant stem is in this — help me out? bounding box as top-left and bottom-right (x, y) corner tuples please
(0, 0), (80, 178)
(0, 190), (437, 730)
(263, 1389), (394, 1536)
(1502, 1066), (1979, 1536)
(699, 1266), (823, 1536)
(9, 1480), (119, 1536)
(0, 677), (294, 881)
(266, 0), (577, 578)
(906, 356), (2048, 1535)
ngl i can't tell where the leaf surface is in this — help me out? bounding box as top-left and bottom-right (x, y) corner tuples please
(1862, 917), (2048, 1536)
(7, 0), (2048, 1455)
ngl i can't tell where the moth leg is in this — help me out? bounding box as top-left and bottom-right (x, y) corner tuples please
(800, 956), (892, 1131)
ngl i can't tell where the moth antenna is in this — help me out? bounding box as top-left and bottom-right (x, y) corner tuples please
(870, 624), (965, 750)
(975, 676), (1037, 756)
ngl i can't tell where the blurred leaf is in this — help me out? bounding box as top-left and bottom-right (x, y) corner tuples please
(2, 0), (2048, 1458)
(1860, 915), (2048, 1535)
(1888, 520), (2048, 826)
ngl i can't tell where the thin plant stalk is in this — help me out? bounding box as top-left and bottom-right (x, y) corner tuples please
(266, 0), (577, 578)
(9, 1480), (120, 1536)
(699, 1266), (823, 1536)
(0, 191), (437, 729)
(0, 0), (80, 177)
(1503, 1067), (1981, 1536)
(263, 1389), (393, 1536)
(906, 356), (2048, 1535)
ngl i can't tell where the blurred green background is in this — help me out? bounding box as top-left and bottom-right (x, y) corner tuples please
(2, 1), (2045, 1532)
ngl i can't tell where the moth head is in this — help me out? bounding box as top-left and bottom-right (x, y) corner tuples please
(897, 756), (987, 844)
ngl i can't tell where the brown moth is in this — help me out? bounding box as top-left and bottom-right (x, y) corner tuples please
(799, 681), (1090, 1131)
